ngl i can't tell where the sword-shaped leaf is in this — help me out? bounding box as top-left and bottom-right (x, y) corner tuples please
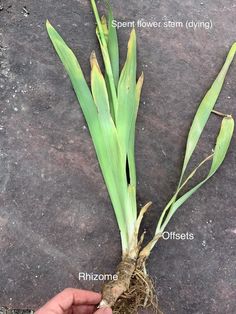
(157, 43), (236, 230)
(46, 20), (129, 251)
(180, 43), (236, 184)
(117, 29), (137, 163)
(127, 73), (144, 221)
(90, 51), (136, 245)
(107, 3), (119, 88)
(144, 44), (236, 252)
(92, 0), (119, 120)
(160, 116), (234, 232)
(46, 20), (98, 134)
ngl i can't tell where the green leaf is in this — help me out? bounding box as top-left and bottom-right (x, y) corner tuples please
(101, 4), (120, 121)
(99, 9), (119, 120)
(46, 20), (130, 252)
(160, 116), (234, 232)
(90, 50), (137, 248)
(180, 43), (236, 183)
(90, 51), (110, 114)
(157, 43), (236, 230)
(46, 20), (98, 134)
(153, 44), (236, 240)
(92, 0), (119, 120)
(90, 52), (129, 233)
(117, 29), (137, 163)
(128, 72), (144, 188)
(126, 73), (144, 222)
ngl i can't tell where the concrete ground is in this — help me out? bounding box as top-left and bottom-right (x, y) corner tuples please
(0, 0), (236, 313)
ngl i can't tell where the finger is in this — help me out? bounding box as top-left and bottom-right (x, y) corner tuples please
(94, 308), (112, 314)
(66, 288), (101, 305)
(72, 305), (96, 314)
(36, 289), (74, 314)
(36, 288), (101, 314)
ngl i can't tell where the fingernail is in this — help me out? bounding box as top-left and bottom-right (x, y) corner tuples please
(103, 308), (112, 314)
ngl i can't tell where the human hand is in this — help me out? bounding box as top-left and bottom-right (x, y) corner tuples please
(35, 288), (112, 314)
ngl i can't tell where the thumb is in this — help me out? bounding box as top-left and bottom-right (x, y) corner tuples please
(94, 307), (112, 314)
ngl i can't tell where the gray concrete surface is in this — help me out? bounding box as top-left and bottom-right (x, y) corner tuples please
(0, 0), (236, 313)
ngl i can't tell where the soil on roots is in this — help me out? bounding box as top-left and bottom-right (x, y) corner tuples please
(112, 268), (163, 314)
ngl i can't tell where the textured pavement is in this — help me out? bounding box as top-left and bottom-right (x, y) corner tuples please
(0, 0), (236, 313)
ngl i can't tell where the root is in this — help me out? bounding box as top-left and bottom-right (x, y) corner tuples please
(112, 268), (162, 314)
